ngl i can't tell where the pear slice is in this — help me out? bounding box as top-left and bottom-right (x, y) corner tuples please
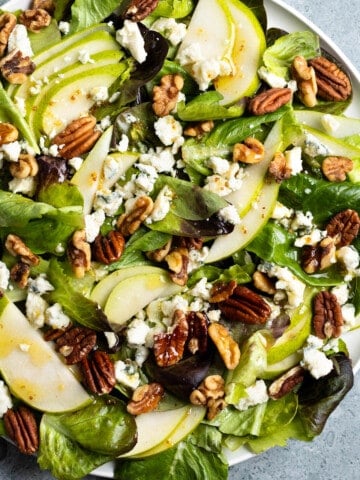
(119, 405), (191, 458)
(294, 109), (360, 138)
(0, 296), (91, 413)
(100, 151), (140, 191)
(214, 0), (266, 105)
(90, 266), (166, 309)
(104, 271), (183, 330)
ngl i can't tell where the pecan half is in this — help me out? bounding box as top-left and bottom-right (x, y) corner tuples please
(122, 0), (159, 22)
(92, 230), (125, 264)
(117, 196), (154, 236)
(291, 55), (317, 107)
(0, 122), (18, 145)
(186, 311), (208, 355)
(268, 151), (291, 183)
(81, 350), (116, 395)
(67, 229), (91, 278)
(326, 209), (360, 247)
(52, 115), (101, 159)
(209, 280), (237, 303)
(218, 285), (271, 325)
(19, 8), (51, 33)
(313, 290), (343, 339)
(153, 309), (189, 366)
(252, 271), (276, 295)
(0, 13), (17, 57)
(10, 261), (30, 288)
(321, 156), (353, 182)
(5, 234), (40, 266)
(0, 49), (36, 84)
(309, 56), (352, 102)
(233, 137), (265, 164)
(268, 365), (305, 400)
(301, 236), (336, 274)
(127, 382), (164, 415)
(9, 153), (38, 179)
(165, 246), (189, 286)
(53, 326), (97, 364)
(146, 238), (172, 262)
(4, 406), (39, 455)
(248, 87), (292, 115)
(208, 322), (240, 370)
(152, 74), (184, 117)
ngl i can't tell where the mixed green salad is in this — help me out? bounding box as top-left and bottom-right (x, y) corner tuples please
(0, 0), (359, 479)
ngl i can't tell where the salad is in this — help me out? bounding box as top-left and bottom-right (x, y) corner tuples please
(0, 0), (359, 479)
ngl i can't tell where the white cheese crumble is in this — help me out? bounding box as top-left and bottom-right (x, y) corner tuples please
(104, 331), (118, 349)
(58, 21), (70, 35)
(94, 188), (123, 216)
(336, 246), (360, 277)
(207, 156), (231, 176)
(68, 156), (83, 171)
(114, 360), (141, 389)
(259, 263), (305, 308)
(78, 49), (94, 64)
(303, 133), (330, 157)
(26, 292), (49, 328)
(7, 24), (33, 57)
(0, 380), (12, 417)
(28, 274), (54, 295)
(235, 380), (269, 411)
(1, 141), (21, 162)
(151, 17), (187, 46)
(301, 347), (333, 379)
(116, 133), (130, 152)
(0, 261), (10, 289)
(84, 210), (106, 243)
(90, 86), (109, 103)
(45, 303), (71, 329)
(341, 303), (357, 329)
(321, 114), (340, 135)
(218, 204), (241, 225)
(146, 185), (174, 223)
(8, 177), (36, 196)
(139, 148), (176, 174)
(154, 115), (184, 153)
(285, 146), (302, 175)
(116, 20), (147, 64)
(257, 66), (287, 88)
(126, 318), (151, 346)
(331, 283), (350, 305)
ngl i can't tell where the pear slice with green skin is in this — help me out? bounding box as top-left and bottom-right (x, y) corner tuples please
(11, 31), (122, 108)
(99, 151), (140, 191)
(104, 271), (184, 331)
(294, 109), (360, 137)
(90, 265), (166, 309)
(29, 62), (126, 138)
(0, 295), (91, 413)
(214, 0), (266, 105)
(205, 120), (283, 263)
(22, 50), (123, 119)
(134, 406), (206, 458)
(299, 124), (360, 158)
(176, 0), (235, 81)
(119, 405), (192, 458)
(71, 126), (113, 215)
(262, 352), (302, 380)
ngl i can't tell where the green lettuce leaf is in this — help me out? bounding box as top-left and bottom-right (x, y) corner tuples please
(70, 0), (119, 32)
(177, 91), (244, 122)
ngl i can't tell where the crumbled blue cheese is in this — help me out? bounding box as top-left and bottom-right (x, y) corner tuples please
(134, 346), (149, 367)
(341, 303), (357, 329)
(336, 246), (360, 278)
(90, 86), (109, 103)
(28, 274), (54, 295)
(126, 318), (151, 346)
(187, 246), (209, 273)
(26, 292), (49, 328)
(78, 49), (94, 64)
(45, 303), (71, 329)
(1, 141), (21, 162)
(301, 343), (333, 379)
(321, 114), (340, 135)
(139, 148), (176, 174)
(207, 156), (231, 176)
(58, 21), (70, 35)
(8, 177), (36, 196)
(291, 210), (314, 233)
(154, 115), (184, 153)
(207, 309), (221, 323)
(285, 146), (302, 175)
(0, 380), (12, 417)
(104, 331), (118, 349)
(94, 188), (123, 216)
(146, 185), (174, 223)
(68, 156), (83, 171)
(235, 380), (269, 411)
(114, 360), (141, 390)
(294, 228), (324, 247)
(84, 210), (106, 243)
(116, 133), (129, 152)
(0, 261), (10, 289)
(7, 24), (33, 57)
(303, 132), (330, 157)
(259, 263), (305, 308)
(331, 283), (350, 305)
(161, 294), (189, 320)
(151, 17), (187, 46)
(218, 204), (241, 225)
(116, 20), (147, 64)
(189, 278), (212, 301)
(271, 201), (294, 222)
(257, 66), (287, 88)
(204, 164), (246, 197)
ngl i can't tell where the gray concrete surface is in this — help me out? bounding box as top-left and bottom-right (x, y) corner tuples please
(0, 0), (359, 479)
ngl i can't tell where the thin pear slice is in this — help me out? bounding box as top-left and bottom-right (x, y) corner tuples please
(100, 151), (140, 190)
(294, 109), (360, 137)
(120, 405), (191, 457)
(104, 271), (183, 330)
(90, 265), (166, 309)
(0, 296), (91, 412)
(214, 0), (266, 105)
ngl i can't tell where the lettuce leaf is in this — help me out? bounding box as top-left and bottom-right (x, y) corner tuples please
(69, 0), (120, 32)
(177, 91), (244, 122)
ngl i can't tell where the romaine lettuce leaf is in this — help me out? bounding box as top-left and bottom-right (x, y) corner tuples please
(177, 91), (244, 122)
(69, 0), (119, 32)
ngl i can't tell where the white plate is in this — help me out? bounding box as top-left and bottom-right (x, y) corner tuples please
(1, 0), (360, 478)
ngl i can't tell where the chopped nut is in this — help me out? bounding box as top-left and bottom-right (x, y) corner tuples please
(253, 271), (276, 295)
(268, 365), (305, 400)
(174, 236), (203, 251)
(248, 87), (292, 115)
(52, 325), (97, 364)
(127, 382), (164, 415)
(268, 151), (291, 182)
(183, 120), (214, 138)
(0, 13), (17, 57)
(165, 246), (189, 286)
(5, 234), (40, 266)
(152, 74), (184, 117)
(233, 137), (265, 164)
(301, 236), (336, 273)
(117, 196), (154, 237)
(326, 209), (360, 247)
(67, 229), (91, 278)
(122, 0), (160, 22)
(309, 56), (352, 102)
(207, 398), (227, 421)
(321, 156), (353, 182)
(81, 350), (116, 395)
(92, 230), (125, 265)
(291, 55), (318, 107)
(190, 374), (226, 420)
(52, 115), (101, 159)
(0, 122), (18, 145)
(217, 285), (272, 325)
(4, 406), (39, 455)
(153, 309), (189, 366)
(0, 49), (36, 84)
(209, 280), (237, 303)
(313, 290), (343, 339)
(31, 0), (55, 15)
(19, 8), (51, 33)
(208, 322), (240, 370)
(10, 261), (30, 288)
(9, 154), (38, 179)
(186, 311), (208, 354)
(146, 238), (172, 262)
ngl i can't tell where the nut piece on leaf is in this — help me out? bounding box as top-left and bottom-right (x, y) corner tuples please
(4, 406), (39, 455)
(67, 229), (91, 278)
(233, 137), (265, 164)
(0, 12), (17, 57)
(309, 56), (352, 102)
(321, 156), (353, 182)
(92, 230), (125, 265)
(326, 209), (360, 247)
(153, 310), (189, 366)
(81, 350), (116, 395)
(152, 73), (184, 117)
(208, 322), (240, 370)
(313, 290), (343, 339)
(268, 365), (305, 400)
(218, 285), (271, 325)
(186, 311), (208, 355)
(291, 55), (318, 107)
(52, 326), (97, 364)
(0, 122), (18, 144)
(248, 87), (292, 115)
(268, 151), (291, 183)
(301, 236), (336, 274)
(122, 0), (160, 22)
(19, 8), (51, 33)
(0, 49), (35, 84)
(117, 196), (154, 237)
(127, 382), (164, 415)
